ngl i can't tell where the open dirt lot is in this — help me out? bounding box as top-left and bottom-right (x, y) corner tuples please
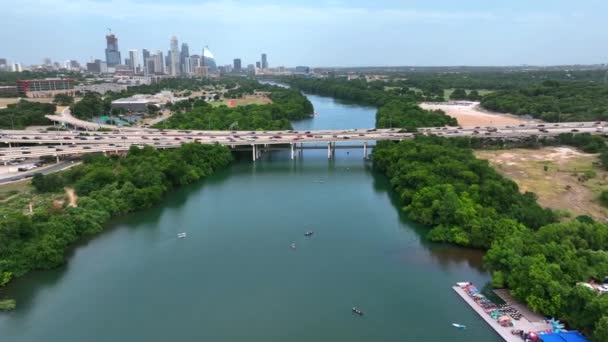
(475, 147), (608, 220)
(211, 96), (272, 108)
(420, 102), (533, 126)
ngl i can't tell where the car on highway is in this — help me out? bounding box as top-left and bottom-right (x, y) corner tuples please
(83, 146), (91, 150)
(56, 148), (63, 151)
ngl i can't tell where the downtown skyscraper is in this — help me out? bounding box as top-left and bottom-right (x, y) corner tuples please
(105, 33), (122, 67)
(169, 36), (180, 76)
(180, 43), (189, 74)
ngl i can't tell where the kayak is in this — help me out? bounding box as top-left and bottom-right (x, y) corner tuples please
(452, 323), (466, 329)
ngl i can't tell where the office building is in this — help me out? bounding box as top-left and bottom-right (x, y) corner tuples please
(256, 61), (261, 69)
(261, 53), (268, 69)
(180, 43), (189, 74)
(247, 64), (255, 73)
(169, 36), (180, 76)
(17, 78), (75, 97)
(128, 50), (139, 73)
(12, 63), (22, 72)
(142, 49), (150, 74)
(145, 58), (155, 75)
(186, 55), (201, 75)
(202, 47), (217, 73)
(105, 34), (121, 67)
(0, 58), (7, 66)
(295, 66), (310, 74)
(0, 86), (18, 95)
(154, 51), (164, 74)
(233, 58), (242, 72)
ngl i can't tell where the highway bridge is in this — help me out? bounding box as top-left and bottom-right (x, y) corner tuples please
(0, 119), (605, 163)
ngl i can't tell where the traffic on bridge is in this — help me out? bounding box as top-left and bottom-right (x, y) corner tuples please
(0, 119), (605, 163)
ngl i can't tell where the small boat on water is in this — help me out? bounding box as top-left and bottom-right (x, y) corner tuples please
(304, 231), (314, 237)
(452, 323), (466, 329)
(291, 243), (296, 249)
(177, 232), (187, 238)
(352, 307), (364, 316)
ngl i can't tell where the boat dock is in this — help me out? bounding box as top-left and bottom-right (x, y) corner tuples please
(453, 284), (552, 342)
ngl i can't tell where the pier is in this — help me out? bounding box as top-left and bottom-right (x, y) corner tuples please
(453, 284), (552, 342)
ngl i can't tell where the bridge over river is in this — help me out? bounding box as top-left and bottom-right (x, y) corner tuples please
(0, 109), (605, 163)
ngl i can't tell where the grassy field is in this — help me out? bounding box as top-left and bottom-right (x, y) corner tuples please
(0, 180), (32, 201)
(475, 147), (608, 220)
(0, 179), (66, 215)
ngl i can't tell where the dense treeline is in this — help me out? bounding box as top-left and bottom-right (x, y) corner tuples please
(0, 144), (232, 294)
(373, 137), (556, 248)
(155, 86), (313, 131)
(0, 100), (55, 129)
(485, 220), (608, 340)
(390, 69), (608, 92)
(376, 100), (456, 130)
(286, 77), (427, 105)
(481, 81), (608, 122)
(373, 137), (608, 340)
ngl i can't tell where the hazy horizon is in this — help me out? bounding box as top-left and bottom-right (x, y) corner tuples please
(3, 0), (607, 67)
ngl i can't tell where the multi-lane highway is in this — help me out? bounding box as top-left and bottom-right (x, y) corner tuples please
(0, 120), (605, 163)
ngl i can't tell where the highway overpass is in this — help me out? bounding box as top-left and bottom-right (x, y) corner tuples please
(1, 120), (606, 163)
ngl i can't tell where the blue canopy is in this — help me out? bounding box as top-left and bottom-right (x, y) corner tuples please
(540, 331), (588, 342)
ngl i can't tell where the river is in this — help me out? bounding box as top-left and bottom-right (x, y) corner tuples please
(0, 94), (500, 342)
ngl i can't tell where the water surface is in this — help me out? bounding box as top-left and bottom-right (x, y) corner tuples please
(0, 94), (499, 342)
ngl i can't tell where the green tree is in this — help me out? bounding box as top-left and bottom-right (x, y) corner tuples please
(53, 93), (74, 105)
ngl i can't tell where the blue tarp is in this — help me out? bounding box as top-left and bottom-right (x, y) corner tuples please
(540, 331), (588, 342)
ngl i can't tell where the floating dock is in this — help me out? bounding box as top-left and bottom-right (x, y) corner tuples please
(452, 285), (552, 342)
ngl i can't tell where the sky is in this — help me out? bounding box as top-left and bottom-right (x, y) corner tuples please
(2, 0), (608, 67)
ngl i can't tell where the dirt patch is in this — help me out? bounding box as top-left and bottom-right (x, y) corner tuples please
(475, 147), (608, 221)
(65, 187), (78, 208)
(420, 102), (533, 126)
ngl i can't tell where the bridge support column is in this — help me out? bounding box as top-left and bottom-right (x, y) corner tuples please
(327, 142), (331, 159)
(56, 155), (59, 163)
(252, 144), (256, 161)
(290, 143), (295, 160)
(363, 142), (368, 159)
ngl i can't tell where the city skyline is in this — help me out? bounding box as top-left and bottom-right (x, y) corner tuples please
(3, 0), (608, 67)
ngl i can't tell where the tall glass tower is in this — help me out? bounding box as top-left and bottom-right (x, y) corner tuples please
(105, 34), (121, 67)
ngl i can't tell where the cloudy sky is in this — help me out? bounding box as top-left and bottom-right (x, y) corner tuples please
(2, 0), (607, 67)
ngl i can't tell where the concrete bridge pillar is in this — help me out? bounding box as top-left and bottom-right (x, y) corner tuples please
(327, 142), (331, 159)
(363, 142), (368, 159)
(290, 143), (295, 160)
(252, 144), (256, 161)
(56, 155), (59, 163)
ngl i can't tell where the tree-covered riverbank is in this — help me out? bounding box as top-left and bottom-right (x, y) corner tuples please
(155, 84), (313, 131)
(0, 144), (232, 308)
(289, 76), (608, 340)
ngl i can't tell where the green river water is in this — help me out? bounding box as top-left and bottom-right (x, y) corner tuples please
(0, 94), (501, 341)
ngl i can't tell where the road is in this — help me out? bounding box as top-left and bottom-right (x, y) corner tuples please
(1, 114), (605, 163)
(0, 159), (79, 184)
